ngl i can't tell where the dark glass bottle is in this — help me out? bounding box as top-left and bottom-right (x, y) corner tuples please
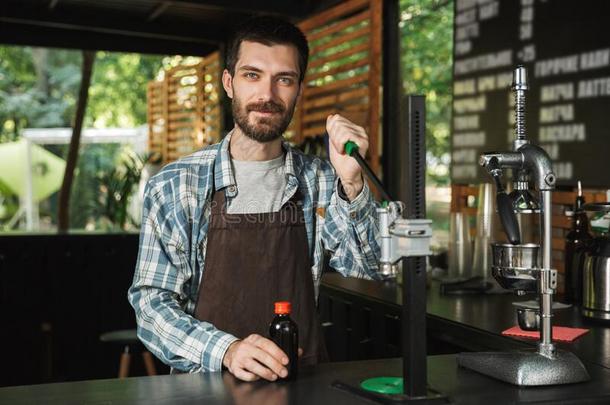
(269, 301), (298, 380)
(564, 182), (592, 304)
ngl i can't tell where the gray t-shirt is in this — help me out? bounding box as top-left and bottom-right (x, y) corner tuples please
(226, 154), (287, 214)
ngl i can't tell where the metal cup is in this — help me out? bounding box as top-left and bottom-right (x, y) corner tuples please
(517, 307), (540, 331)
(475, 183), (496, 237)
(472, 183), (499, 281)
(491, 243), (540, 293)
(448, 212), (472, 280)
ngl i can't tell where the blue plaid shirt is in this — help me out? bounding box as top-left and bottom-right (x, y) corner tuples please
(128, 131), (380, 373)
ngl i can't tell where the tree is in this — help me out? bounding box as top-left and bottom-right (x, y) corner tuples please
(400, 0), (453, 185)
(0, 45), (166, 230)
(86, 52), (167, 127)
(57, 50), (95, 232)
(0, 46), (165, 134)
(0, 47), (80, 141)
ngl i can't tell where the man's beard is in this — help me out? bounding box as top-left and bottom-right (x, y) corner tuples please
(232, 95), (296, 143)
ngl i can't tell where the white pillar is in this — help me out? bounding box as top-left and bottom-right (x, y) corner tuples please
(23, 139), (38, 230)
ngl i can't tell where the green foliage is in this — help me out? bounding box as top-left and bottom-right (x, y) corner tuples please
(0, 46), (164, 137)
(74, 143), (121, 229)
(0, 45), (166, 230)
(92, 149), (150, 230)
(0, 47), (78, 141)
(400, 0), (453, 185)
(1, 2), (456, 231)
(87, 52), (164, 127)
(0, 182), (19, 222)
(39, 144), (147, 231)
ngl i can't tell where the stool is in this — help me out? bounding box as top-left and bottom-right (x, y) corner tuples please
(100, 329), (157, 378)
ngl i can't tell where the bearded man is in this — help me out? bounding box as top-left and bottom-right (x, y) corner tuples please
(129, 15), (380, 382)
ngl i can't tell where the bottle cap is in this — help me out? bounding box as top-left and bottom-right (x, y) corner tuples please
(274, 301), (291, 314)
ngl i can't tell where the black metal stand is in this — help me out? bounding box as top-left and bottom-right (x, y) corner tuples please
(403, 94), (429, 398)
(331, 255), (449, 403)
(403, 256), (427, 396)
(399, 94), (449, 403)
(331, 95), (449, 403)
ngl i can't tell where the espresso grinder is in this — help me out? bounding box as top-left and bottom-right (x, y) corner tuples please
(457, 66), (590, 386)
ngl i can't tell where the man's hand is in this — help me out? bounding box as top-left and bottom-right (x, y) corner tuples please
(326, 114), (368, 201)
(222, 334), (289, 382)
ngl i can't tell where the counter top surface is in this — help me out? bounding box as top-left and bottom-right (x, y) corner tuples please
(320, 273), (610, 370)
(2, 355), (610, 404)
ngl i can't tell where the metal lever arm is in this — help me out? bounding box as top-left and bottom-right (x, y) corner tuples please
(482, 156), (522, 245)
(344, 141), (393, 203)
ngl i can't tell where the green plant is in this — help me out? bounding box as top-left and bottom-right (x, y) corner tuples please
(400, 0), (453, 186)
(93, 149), (150, 231)
(0, 182), (19, 227)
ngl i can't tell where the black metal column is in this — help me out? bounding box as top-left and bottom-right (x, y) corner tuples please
(382, 0), (403, 199)
(402, 95), (427, 398)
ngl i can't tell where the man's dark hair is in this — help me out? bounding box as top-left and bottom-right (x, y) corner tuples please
(225, 16), (309, 82)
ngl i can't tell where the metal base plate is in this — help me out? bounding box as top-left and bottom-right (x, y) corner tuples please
(457, 349), (590, 386)
(332, 380), (450, 404)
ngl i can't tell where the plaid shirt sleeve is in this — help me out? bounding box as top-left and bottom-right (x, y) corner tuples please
(127, 177), (238, 373)
(321, 165), (381, 280)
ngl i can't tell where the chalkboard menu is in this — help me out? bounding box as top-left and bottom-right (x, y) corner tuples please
(451, 0), (610, 187)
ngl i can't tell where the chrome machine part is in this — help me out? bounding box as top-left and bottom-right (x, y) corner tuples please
(492, 266), (539, 293)
(491, 242), (540, 293)
(480, 156), (522, 245)
(513, 68), (557, 353)
(491, 243), (539, 268)
(518, 144), (556, 191)
(513, 65), (528, 144)
(459, 66), (590, 386)
(482, 145), (555, 194)
(376, 201), (432, 279)
(509, 183), (540, 214)
(539, 189), (556, 356)
(517, 307), (539, 331)
(479, 152), (523, 171)
(377, 203), (401, 279)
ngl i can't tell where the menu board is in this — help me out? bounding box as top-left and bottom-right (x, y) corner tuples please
(451, 0), (610, 187)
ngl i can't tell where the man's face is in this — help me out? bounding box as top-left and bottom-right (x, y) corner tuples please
(223, 41), (302, 143)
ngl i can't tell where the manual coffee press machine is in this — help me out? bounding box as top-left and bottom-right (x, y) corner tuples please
(457, 66), (590, 386)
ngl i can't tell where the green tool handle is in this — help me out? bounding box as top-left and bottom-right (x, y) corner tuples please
(343, 141), (393, 203)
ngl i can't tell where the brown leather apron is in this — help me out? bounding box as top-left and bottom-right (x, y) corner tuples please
(194, 185), (327, 366)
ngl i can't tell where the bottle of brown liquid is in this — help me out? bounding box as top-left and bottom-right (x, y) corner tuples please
(565, 181), (592, 304)
(269, 301), (298, 380)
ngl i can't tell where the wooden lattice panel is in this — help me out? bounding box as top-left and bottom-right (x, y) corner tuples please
(200, 52), (223, 149)
(166, 63), (198, 162)
(147, 80), (167, 163)
(295, 0), (382, 175)
(147, 52), (222, 165)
